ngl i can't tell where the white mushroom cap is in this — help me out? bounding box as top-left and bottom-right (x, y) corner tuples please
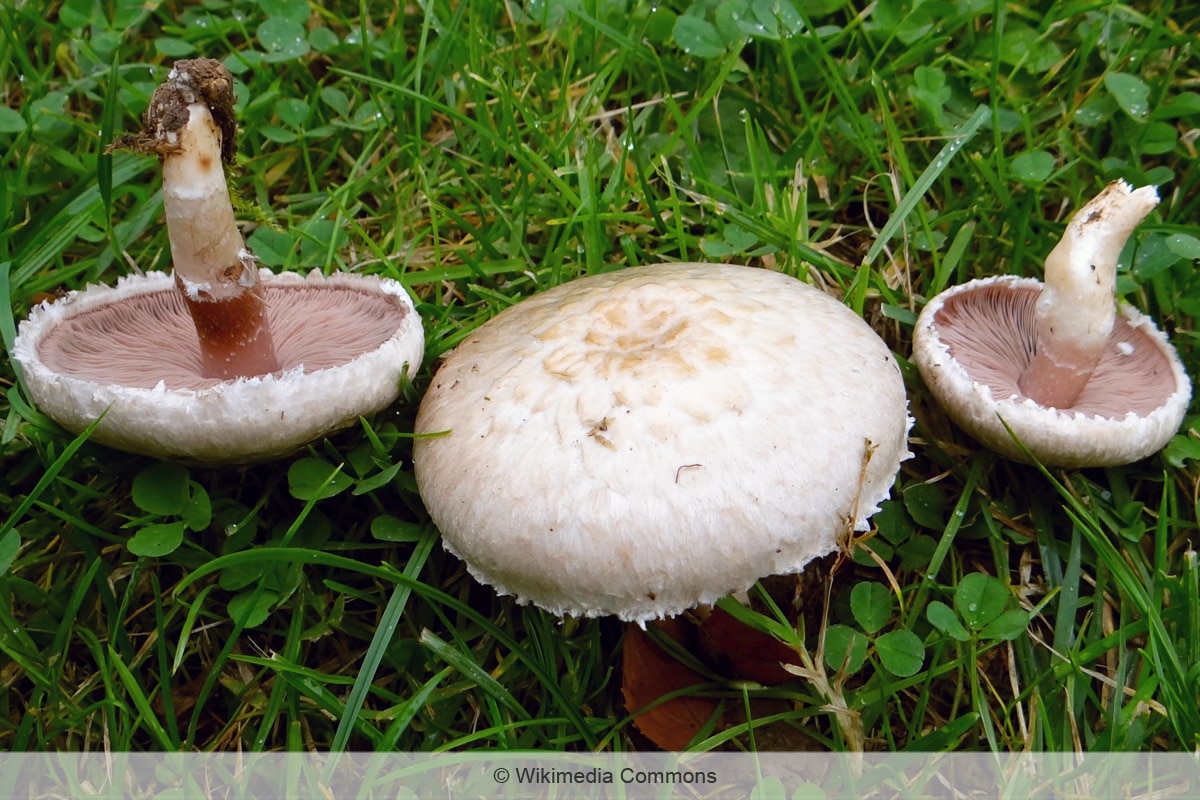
(413, 262), (912, 623)
(13, 269), (424, 464)
(913, 275), (1190, 467)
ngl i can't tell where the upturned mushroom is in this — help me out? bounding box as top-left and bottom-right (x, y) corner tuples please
(913, 181), (1190, 467)
(413, 262), (912, 623)
(12, 59), (424, 463)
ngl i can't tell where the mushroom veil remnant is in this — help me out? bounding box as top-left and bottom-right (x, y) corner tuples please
(913, 181), (1190, 467)
(414, 262), (912, 623)
(12, 58), (424, 463)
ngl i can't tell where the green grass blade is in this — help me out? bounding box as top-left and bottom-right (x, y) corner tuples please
(107, 646), (176, 749)
(327, 525), (438, 754)
(0, 415), (102, 538)
(864, 104), (991, 268)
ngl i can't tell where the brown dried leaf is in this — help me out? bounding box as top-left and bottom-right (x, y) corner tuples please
(621, 619), (720, 750)
(698, 607), (801, 687)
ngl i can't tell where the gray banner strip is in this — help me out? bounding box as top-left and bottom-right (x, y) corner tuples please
(2, 752), (1198, 798)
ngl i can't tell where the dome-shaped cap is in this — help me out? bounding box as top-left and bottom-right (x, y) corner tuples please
(414, 262), (911, 622)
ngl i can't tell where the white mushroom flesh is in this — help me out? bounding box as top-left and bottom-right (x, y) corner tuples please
(162, 102), (258, 300)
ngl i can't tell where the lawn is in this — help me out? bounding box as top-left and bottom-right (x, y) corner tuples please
(2, 0), (1199, 754)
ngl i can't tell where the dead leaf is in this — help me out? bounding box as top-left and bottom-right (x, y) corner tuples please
(621, 619), (720, 750)
(698, 607), (801, 686)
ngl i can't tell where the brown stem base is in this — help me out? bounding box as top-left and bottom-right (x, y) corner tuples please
(180, 285), (281, 380)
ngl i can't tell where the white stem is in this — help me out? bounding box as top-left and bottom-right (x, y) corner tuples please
(1017, 181), (1159, 408)
(158, 97), (279, 379)
(161, 103), (261, 300)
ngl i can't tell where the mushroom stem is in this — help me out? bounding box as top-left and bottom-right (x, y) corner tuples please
(1017, 181), (1158, 408)
(161, 99), (279, 379)
(114, 58), (281, 380)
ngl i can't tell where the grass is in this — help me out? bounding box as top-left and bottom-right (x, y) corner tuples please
(2, 0), (1199, 754)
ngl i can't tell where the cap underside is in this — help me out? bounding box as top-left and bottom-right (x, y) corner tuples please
(14, 270), (425, 463)
(933, 281), (1178, 417)
(37, 282), (409, 389)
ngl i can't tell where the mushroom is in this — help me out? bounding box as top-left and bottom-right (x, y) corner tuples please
(913, 180), (1191, 467)
(11, 59), (424, 463)
(14, 270), (422, 463)
(413, 262), (912, 623)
